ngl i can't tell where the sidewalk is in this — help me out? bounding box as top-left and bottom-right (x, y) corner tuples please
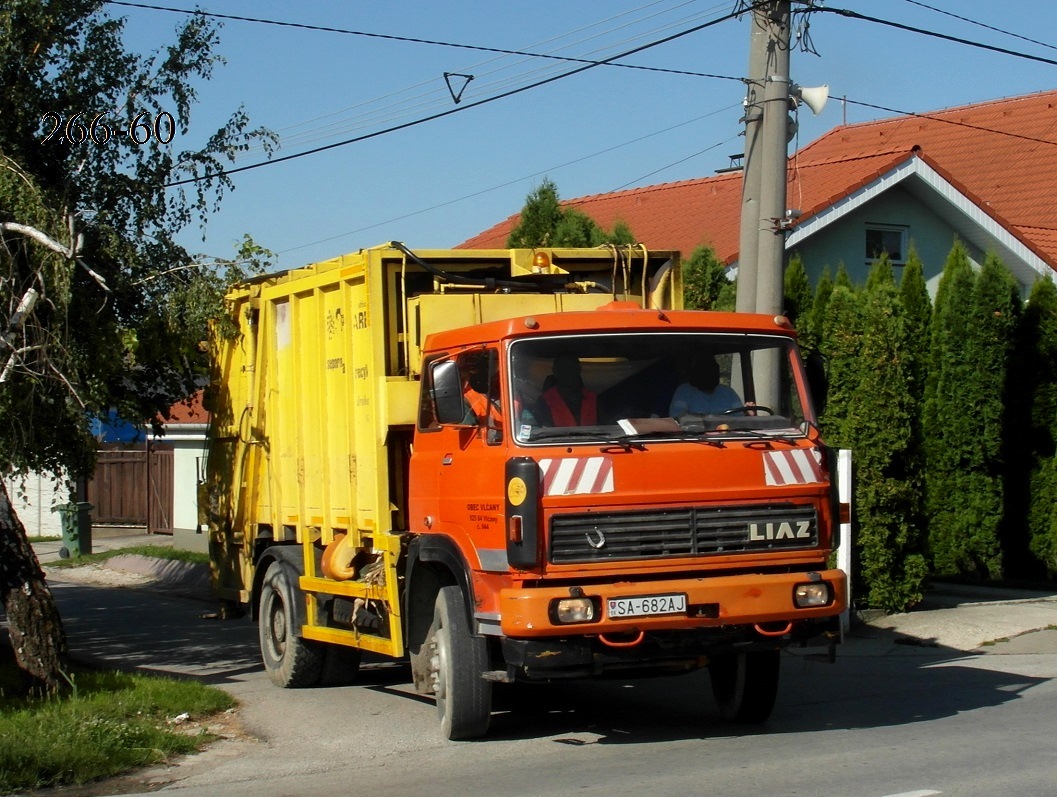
(854, 582), (1057, 655)
(31, 526), (172, 565)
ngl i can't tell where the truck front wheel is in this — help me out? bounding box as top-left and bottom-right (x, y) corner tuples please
(429, 585), (492, 740)
(709, 649), (780, 723)
(259, 561), (323, 688)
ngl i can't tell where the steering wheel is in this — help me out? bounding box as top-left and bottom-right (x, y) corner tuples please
(722, 405), (774, 416)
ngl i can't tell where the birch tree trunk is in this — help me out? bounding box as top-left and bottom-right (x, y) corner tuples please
(0, 479), (69, 694)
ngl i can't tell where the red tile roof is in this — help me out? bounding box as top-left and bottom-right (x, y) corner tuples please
(459, 90), (1057, 268)
(162, 390), (210, 425)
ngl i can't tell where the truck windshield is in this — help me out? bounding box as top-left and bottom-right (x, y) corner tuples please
(509, 333), (811, 445)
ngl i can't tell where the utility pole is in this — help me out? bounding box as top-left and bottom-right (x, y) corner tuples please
(734, 1), (792, 409)
(734, 7), (769, 315)
(754, 2), (792, 318)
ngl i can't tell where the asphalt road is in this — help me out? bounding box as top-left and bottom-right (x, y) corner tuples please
(38, 575), (1057, 797)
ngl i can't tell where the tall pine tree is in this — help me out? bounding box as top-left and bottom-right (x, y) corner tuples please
(844, 257), (928, 610)
(1010, 278), (1057, 577)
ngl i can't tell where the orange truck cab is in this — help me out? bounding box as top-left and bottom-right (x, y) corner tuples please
(205, 243), (845, 741)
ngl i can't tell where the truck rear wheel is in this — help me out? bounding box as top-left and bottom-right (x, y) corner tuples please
(259, 561), (324, 688)
(709, 649), (780, 723)
(429, 585), (492, 740)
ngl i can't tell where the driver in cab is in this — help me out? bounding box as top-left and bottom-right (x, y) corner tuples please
(668, 353), (742, 417)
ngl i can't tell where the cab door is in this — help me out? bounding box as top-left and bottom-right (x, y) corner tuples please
(410, 349), (509, 573)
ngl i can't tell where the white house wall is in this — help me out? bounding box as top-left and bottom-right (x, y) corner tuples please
(4, 472), (66, 537)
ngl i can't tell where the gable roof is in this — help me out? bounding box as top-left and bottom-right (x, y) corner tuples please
(459, 89), (1057, 276)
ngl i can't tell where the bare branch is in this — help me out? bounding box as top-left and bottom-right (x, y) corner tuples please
(45, 360), (85, 408)
(0, 345), (43, 384)
(0, 222), (110, 292)
(0, 222), (74, 258)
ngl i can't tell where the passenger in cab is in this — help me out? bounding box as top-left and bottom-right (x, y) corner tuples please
(535, 354), (598, 426)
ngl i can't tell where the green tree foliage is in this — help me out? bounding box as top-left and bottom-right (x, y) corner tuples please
(0, 0), (272, 693)
(552, 207), (607, 247)
(1008, 278), (1057, 577)
(924, 243), (976, 577)
(682, 245), (730, 310)
(817, 281), (861, 449)
(973, 253), (1020, 578)
(783, 254), (812, 331)
(899, 248), (931, 408)
(803, 266), (833, 352)
(842, 257), (927, 611)
(925, 244), (1019, 580)
(1, 1), (274, 473)
(506, 179), (563, 247)
(506, 178), (634, 247)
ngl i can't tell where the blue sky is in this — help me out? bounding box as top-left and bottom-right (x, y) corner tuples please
(112, 1), (1057, 270)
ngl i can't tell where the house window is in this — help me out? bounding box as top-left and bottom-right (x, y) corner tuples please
(865, 224), (908, 265)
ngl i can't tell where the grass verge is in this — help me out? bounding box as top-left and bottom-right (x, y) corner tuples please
(47, 545), (209, 568)
(0, 658), (236, 793)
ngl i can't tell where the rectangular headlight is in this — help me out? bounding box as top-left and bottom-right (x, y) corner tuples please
(551, 597), (597, 624)
(794, 582), (832, 607)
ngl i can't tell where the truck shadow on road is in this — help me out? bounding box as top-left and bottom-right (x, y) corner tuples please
(461, 637), (1048, 744)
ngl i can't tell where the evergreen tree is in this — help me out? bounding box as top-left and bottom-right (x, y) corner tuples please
(965, 253), (1019, 579)
(834, 262), (854, 291)
(899, 248), (931, 409)
(844, 257), (928, 611)
(552, 207), (607, 247)
(783, 254), (812, 332)
(506, 178), (632, 248)
(818, 282), (861, 449)
(506, 179), (564, 247)
(804, 266), (833, 351)
(925, 241), (996, 578)
(682, 245), (730, 310)
(1011, 278), (1057, 577)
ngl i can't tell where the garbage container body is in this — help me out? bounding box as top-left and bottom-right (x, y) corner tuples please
(54, 502), (93, 558)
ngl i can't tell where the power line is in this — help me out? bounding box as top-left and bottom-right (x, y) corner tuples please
(842, 97), (1057, 147)
(107, 1), (743, 82)
(815, 6), (1057, 67)
(165, 6), (749, 187)
(279, 103), (740, 254)
(898, 0), (1057, 53)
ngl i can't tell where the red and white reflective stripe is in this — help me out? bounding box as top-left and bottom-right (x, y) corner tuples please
(763, 448), (824, 486)
(539, 457), (614, 496)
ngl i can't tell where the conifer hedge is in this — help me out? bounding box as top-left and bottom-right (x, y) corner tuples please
(693, 237), (1056, 608)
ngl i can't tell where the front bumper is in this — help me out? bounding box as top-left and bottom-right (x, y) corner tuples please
(497, 568), (846, 637)
(500, 615), (841, 680)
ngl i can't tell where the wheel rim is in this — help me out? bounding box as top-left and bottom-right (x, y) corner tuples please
(267, 593), (288, 660)
(432, 615), (451, 713)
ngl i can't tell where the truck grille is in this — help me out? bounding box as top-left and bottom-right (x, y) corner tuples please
(549, 503), (818, 564)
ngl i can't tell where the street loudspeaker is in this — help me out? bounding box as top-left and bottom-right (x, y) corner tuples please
(797, 84), (829, 116)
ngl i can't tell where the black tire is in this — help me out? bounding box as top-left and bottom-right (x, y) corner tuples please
(258, 561), (324, 688)
(320, 643), (363, 686)
(428, 585), (492, 740)
(709, 649), (780, 724)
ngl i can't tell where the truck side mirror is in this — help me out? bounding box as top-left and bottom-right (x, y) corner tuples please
(806, 351), (828, 418)
(431, 360), (469, 425)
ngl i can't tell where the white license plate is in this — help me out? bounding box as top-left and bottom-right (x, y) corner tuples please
(607, 593), (687, 619)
